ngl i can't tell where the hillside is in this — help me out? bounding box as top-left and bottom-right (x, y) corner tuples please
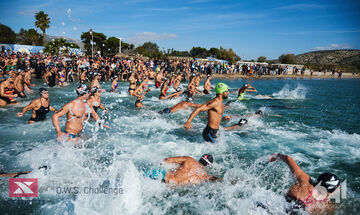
(295, 49), (360, 72)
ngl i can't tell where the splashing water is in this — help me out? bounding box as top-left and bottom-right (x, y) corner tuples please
(0, 78), (359, 214)
(272, 84), (307, 99)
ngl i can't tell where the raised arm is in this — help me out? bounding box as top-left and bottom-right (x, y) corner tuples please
(269, 153), (310, 183)
(163, 156), (190, 164)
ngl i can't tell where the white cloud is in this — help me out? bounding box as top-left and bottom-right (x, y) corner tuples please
(127, 32), (178, 44)
(62, 32), (66, 35)
(61, 22), (65, 26)
(73, 26), (77, 30)
(314, 43), (351, 51)
(67, 8), (71, 18)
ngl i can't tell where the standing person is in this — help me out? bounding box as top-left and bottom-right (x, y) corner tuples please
(159, 78), (182, 100)
(51, 84), (109, 141)
(203, 74), (213, 94)
(89, 86), (108, 114)
(184, 83), (231, 143)
(268, 153), (340, 214)
(173, 74), (182, 90)
(128, 72), (137, 96)
(134, 79), (151, 108)
(0, 77), (18, 107)
(43, 68), (56, 87)
(110, 75), (119, 92)
(14, 70), (31, 98)
(90, 73), (103, 91)
(17, 88), (57, 124)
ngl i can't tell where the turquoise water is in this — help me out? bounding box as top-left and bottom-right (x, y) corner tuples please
(0, 78), (359, 214)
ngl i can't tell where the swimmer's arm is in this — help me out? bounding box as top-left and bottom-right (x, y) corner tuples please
(245, 89), (257, 92)
(52, 104), (70, 135)
(163, 156), (189, 164)
(185, 102), (214, 124)
(224, 124), (241, 131)
(271, 154), (310, 183)
(18, 100), (37, 117)
(49, 105), (57, 112)
(91, 106), (110, 128)
(99, 103), (107, 111)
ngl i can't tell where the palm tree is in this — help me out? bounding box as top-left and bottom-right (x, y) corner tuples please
(34, 11), (50, 45)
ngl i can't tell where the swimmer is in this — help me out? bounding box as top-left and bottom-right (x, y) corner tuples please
(184, 83), (231, 143)
(52, 84), (110, 141)
(14, 69), (31, 98)
(128, 72), (137, 95)
(17, 88), (57, 124)
(134, 78), (150, 108)
(159, 78), (182, 100)
(0, 76), (18, 107)
(158, 99), (201, 114)
(145, 154), (220, 186)
(232, 84), (257, 100)
(268, 153), (340, 214)
(89, 86), (108, 114)
(0, 166), (50, 177)
(110, 75), (119, 92)
(224, 118), (248, 130)
(203, 74), (214, 94)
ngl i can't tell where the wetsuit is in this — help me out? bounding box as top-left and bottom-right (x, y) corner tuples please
(48, 72), (56, 87)
(29, 100), (50, 122)
(202, 125), (218, 143)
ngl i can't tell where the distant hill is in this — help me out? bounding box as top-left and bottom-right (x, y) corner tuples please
(295, 49), (360, 72)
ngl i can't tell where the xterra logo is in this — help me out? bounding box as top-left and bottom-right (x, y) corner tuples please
(9, 178), (38, 197)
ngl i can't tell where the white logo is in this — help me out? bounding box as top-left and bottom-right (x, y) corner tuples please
(13, 182), (34, 194)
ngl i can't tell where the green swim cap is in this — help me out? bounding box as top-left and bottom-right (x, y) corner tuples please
(215, 83), (229, 94)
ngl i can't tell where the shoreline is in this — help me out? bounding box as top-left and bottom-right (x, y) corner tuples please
(211, 72), (359, 79)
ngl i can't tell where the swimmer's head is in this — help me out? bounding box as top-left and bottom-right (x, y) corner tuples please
(199, 154), (213, 167)
(215, 83), (229, 98)
(238, 118), (248, 126)
(243, 84), (249, 88)
(76, 84), (90, 96)
(39, 88), (48, 95)
(186, 97), (193, 102)
(316, 173), (340, 193)
(255, 110), (263, 115)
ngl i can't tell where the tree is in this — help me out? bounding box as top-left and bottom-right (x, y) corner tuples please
(34, 11), (50, 45)
(136, 42), (162, 58)
(0, 23), (16, 44)
(279, 54), (296, 64)
(43, 38), (79, 55)
(257, 56), (267, 62)
(190, 47), (208, 58)
(105, 37), (132, 56)
(16, 28), (42, 46)
(80, 31), (107, 56)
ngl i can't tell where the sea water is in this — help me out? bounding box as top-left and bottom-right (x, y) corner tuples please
(0, 78), (359, 214)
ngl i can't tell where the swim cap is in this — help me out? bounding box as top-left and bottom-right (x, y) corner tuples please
(316, 173), (340, 193)
(199, 154), (213, 167)
(255, 110), (263, 115)
(243, 84), (249, 88)
(186, 97), (193, 102)
(215, 83), (229, 94)
(76, 84), (90, 96)
(39, 88), (48, 95)
(238, 118), (248, 126)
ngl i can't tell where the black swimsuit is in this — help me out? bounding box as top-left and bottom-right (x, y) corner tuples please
(29, 100), (50, 122)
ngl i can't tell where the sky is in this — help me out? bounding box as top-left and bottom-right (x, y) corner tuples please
(0, 0), (359, 60)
